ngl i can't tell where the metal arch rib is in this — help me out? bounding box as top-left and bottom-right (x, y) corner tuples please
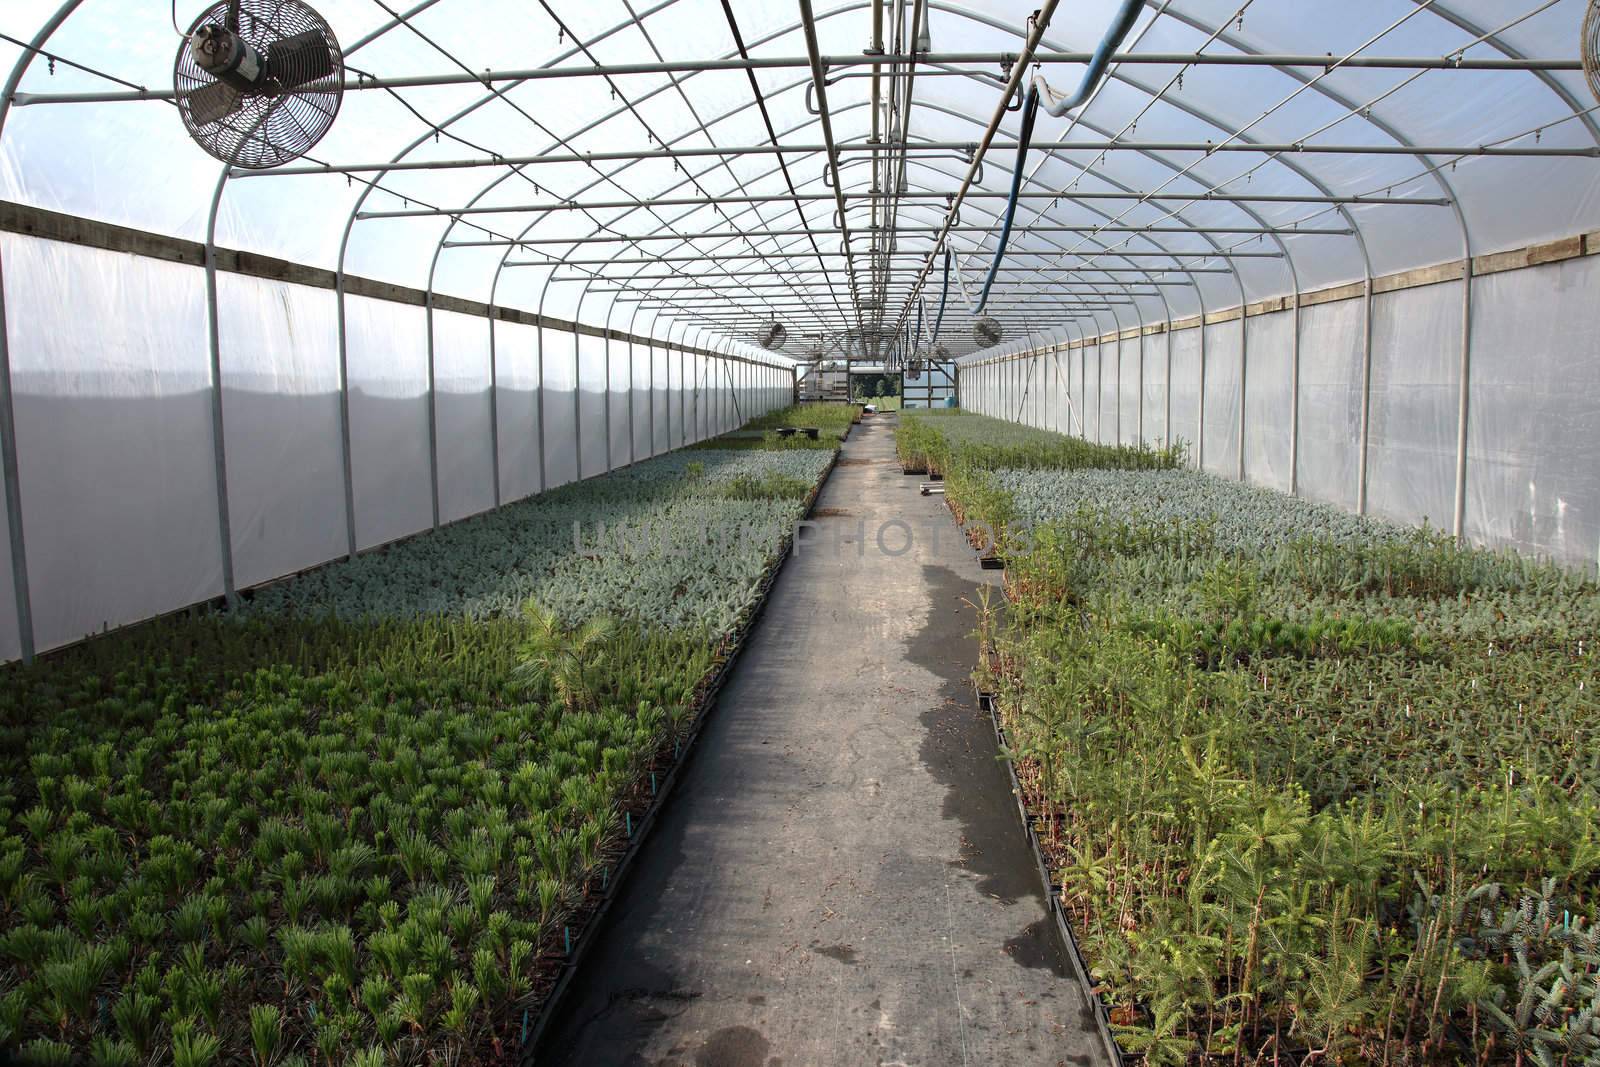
(1136, 1), (1466, 250)
(0, 0), (88, 662)
(1142, 1), (1474, 532)
(473, 88), (1215, 336)
(375, 0), (1448, 333)
(398, 2), (1213, 336)
(912, 2), (1379, 315)
(490, 116), (1193, 334)
(1401, 0), (1600, 146)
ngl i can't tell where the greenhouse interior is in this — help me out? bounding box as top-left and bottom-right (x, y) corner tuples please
(2, 0), (1599, 1063)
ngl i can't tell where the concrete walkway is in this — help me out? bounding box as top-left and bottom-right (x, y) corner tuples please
(540, 415), (1109, 1067)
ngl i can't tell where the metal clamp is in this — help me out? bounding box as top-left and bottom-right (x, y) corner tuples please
(803, 67), (831, 115)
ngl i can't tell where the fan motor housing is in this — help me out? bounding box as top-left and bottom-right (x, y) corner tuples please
(190, 25), (266, 91)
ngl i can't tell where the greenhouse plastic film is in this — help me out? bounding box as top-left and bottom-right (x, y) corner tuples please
(1102, 341), (1121, 445)
(1022, 353), (1037, 427)
(1051, 348), (1065, 435)
(1016, 353), (1031, 427)
(1048, 349), (1068, 435)
(1035, 351), (1049, 430)
(1033, 349), (1050, 433)
(1296, 298), (1364, 512)
(1, 234), (224, 652)
(345, 295), (433, 551)
(1143, 332), (1168, 449)
(1084, 345), (1101, 443)
(1202, 322), (1242, 478)
(629, 339), (652, 466)
(1466, 257), (1600, 570)
(539, 326), (578, 490)
(652, 347), (670, 457)
(1164, 327), (1203, 463)
(606, 337), (631, 471)
(711, 358), (728, 436)
(432, 309), (496, 525)
(1244, 310), (1293, 493)
(578, 332), (609, 480)
(688, 353), (705, 443)
(1366, 283), (1462, 531)
(493, 320), (543, 505)
(1120, 338), (1138, 447)
(216, 272), (346, 590)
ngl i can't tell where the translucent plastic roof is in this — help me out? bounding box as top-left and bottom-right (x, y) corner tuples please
(5, 0), (1598, 358)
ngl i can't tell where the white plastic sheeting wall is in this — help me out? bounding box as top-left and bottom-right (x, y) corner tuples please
(1168, 328), (1202, 460)
(1367, 283), (1463, 532)
(434, 310), (496, 526)
(347, 296), (433, 550)
(1466, 256), (1600, 568)
(217, 273), (346, 590)
(0, 237), (792, 661)
(3, 234), (225, 652)
(1202, 324), (1242, 478)
(540, 326), (579, 491)
(1143, 332), (1169, 449)
(1244, 311), (1294, 494)
(960, 255), (1600, 572)
(1119, 340), (1139, 447)
(495, 320), (543, 505)
(1296, 299), (1365, 513)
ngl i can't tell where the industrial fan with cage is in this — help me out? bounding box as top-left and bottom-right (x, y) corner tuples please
(973, 316), (1004, 347)
(758, 321), (788, 350)
(174, 0), (344, 168)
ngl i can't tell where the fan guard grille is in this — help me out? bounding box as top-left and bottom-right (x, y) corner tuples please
(175, 0), (343, 169)
(1585, 0), (1600, 108)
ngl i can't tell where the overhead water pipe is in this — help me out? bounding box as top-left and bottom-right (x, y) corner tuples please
(976, 0), (1144, 313)
(974, 83), (1040, 313)
(893, 0), (1061, 341)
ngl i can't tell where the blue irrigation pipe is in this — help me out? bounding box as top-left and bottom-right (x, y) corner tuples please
(933, 246), (951, 339)
(974, 0), (1146, 314)
(1037, 0), (1144, 117)
(974, 83), (1039, 314)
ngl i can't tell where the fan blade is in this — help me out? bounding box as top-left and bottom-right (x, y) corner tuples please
(185, 78), (243, 126)
(268, 29), (336, 90)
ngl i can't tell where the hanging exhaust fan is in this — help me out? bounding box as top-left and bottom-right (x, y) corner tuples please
(1585, 0), (1600, 106)
(759, 321), (788, 349)
(174, 0), (344, 168)
(973, 316), (1004, 347)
